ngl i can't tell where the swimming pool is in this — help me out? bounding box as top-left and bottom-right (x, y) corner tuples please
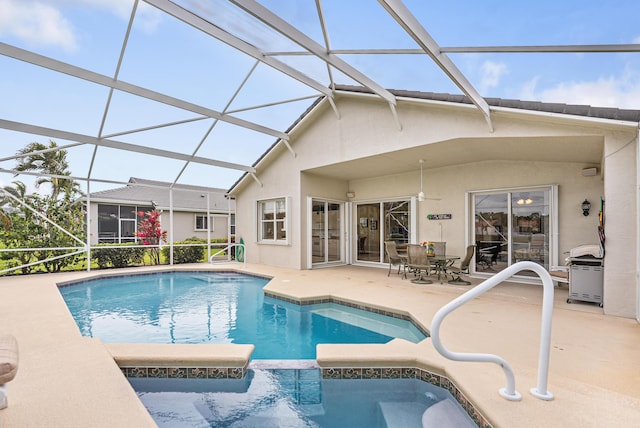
(129, 368), (478, 427)
(58, 271), (426, 359)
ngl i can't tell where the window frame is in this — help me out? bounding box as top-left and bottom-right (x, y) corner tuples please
(469, 184), (558, 277)
(194, 214), (214, 232)
(257, 197), (289, 245)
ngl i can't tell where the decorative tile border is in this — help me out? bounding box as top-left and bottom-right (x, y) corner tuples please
(321, 366), (492, 428)
(263, 290), (430, 337)
(121, 361), (489, 427)
(121, 364), (249, 380)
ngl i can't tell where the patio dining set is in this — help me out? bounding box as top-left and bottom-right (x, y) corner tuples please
(384, 241), (476, 285)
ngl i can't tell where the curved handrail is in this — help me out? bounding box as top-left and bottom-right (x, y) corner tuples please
(209, 243), (246, 269)
(430, 261), (554, 401)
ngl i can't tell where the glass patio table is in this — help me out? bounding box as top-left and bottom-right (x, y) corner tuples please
(428, 254), (460, 283)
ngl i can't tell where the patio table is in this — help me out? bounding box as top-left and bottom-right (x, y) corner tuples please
(428, 254), (460, 283)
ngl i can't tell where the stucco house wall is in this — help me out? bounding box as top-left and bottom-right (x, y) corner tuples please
(162, 211), (230, 242)
(232, 90), (638, 319)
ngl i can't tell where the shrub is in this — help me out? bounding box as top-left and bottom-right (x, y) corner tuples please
(162, 237), (207, 264)
(93, 243), (145, 268)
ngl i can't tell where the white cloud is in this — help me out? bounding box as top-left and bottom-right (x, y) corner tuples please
(0, 0), (77, 51)
(77, 0), (162, 32)
(0, 0), (161, 50)
(480, 60), (508, 92)
(522, 69), (640, 109)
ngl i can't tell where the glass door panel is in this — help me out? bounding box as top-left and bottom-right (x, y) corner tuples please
(383, 201), (410, 263)
(311, 201), (326, 264)
(356, 203), (380, 262)
(512, 190), (550, 275)
(327, 203), (341, 262)
(474, 193), (509, 273)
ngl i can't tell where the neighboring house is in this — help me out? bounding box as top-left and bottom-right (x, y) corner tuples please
(229, 85), (640, 320)
(87, 177), (235, 245)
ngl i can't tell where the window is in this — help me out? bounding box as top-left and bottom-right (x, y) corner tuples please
(230, 213), (236, 236)
(195, 215), (213, 231)
(120, 205), (136, 241)
(98, 204), (118, 242)
(258, 198), (287, 243)
(97, 204), (153, 243)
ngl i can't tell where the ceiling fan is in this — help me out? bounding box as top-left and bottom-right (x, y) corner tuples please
(417, 159), (441, 202)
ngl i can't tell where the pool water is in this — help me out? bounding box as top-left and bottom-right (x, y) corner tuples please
(129, 369), (477, 428)
(58, 271), (426, 359)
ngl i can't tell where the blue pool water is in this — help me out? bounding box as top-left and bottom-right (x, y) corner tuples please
(58, 271), (426, 359)
(129, 369), (477, 428)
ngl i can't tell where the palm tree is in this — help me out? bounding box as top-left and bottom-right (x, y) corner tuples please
(14, 140), (81, 200)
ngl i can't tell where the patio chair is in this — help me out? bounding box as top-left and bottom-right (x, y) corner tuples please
(448, 245), (475, 285)
(406, 244), (433, 284)
(432, 241), (446, 256)
(530, 233), (547, 262)
(384, 241), (407, 277)
(477, 242), (500, 270)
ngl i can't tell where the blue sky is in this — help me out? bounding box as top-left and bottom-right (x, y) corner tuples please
(1, 0), (640, 194)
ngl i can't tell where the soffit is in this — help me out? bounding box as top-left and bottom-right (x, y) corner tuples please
(303, 136), (604, 181)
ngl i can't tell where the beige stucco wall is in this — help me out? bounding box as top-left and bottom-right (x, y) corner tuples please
(233, 93), (638, 318)
(601, 131), (638, 317)
(234, 147), (303, 268)
(347, 160), (603, 262)
(163, 212), (229, 242)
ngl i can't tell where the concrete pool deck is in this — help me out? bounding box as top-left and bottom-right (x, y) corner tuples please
(0, 263), (639, 427)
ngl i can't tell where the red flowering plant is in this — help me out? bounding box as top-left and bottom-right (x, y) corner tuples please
(135, 209), (167, 265)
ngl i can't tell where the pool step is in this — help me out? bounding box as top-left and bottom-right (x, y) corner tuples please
(377, 401), (427, 428)
(378, 399), (476, 428)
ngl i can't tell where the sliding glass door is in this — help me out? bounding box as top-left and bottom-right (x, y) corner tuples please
(356, 200), (411, 263)
(473, 186), (555, 277)
(311, 199), (343, 266)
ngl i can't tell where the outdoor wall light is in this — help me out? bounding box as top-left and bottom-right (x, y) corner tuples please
(581, 199), (591, 216)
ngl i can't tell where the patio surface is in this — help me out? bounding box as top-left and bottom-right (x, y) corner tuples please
(0, 263), (639, 427)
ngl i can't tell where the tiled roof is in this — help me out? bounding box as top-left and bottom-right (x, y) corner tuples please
(337, 84), (640, 122)
(89, 177), (234, 213)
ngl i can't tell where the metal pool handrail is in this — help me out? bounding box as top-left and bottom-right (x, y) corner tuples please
(209, 243), (246, 269)
(430, 261), (554, 401)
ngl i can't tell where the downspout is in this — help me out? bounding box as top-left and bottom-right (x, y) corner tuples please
(637, 124), (640, 323)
